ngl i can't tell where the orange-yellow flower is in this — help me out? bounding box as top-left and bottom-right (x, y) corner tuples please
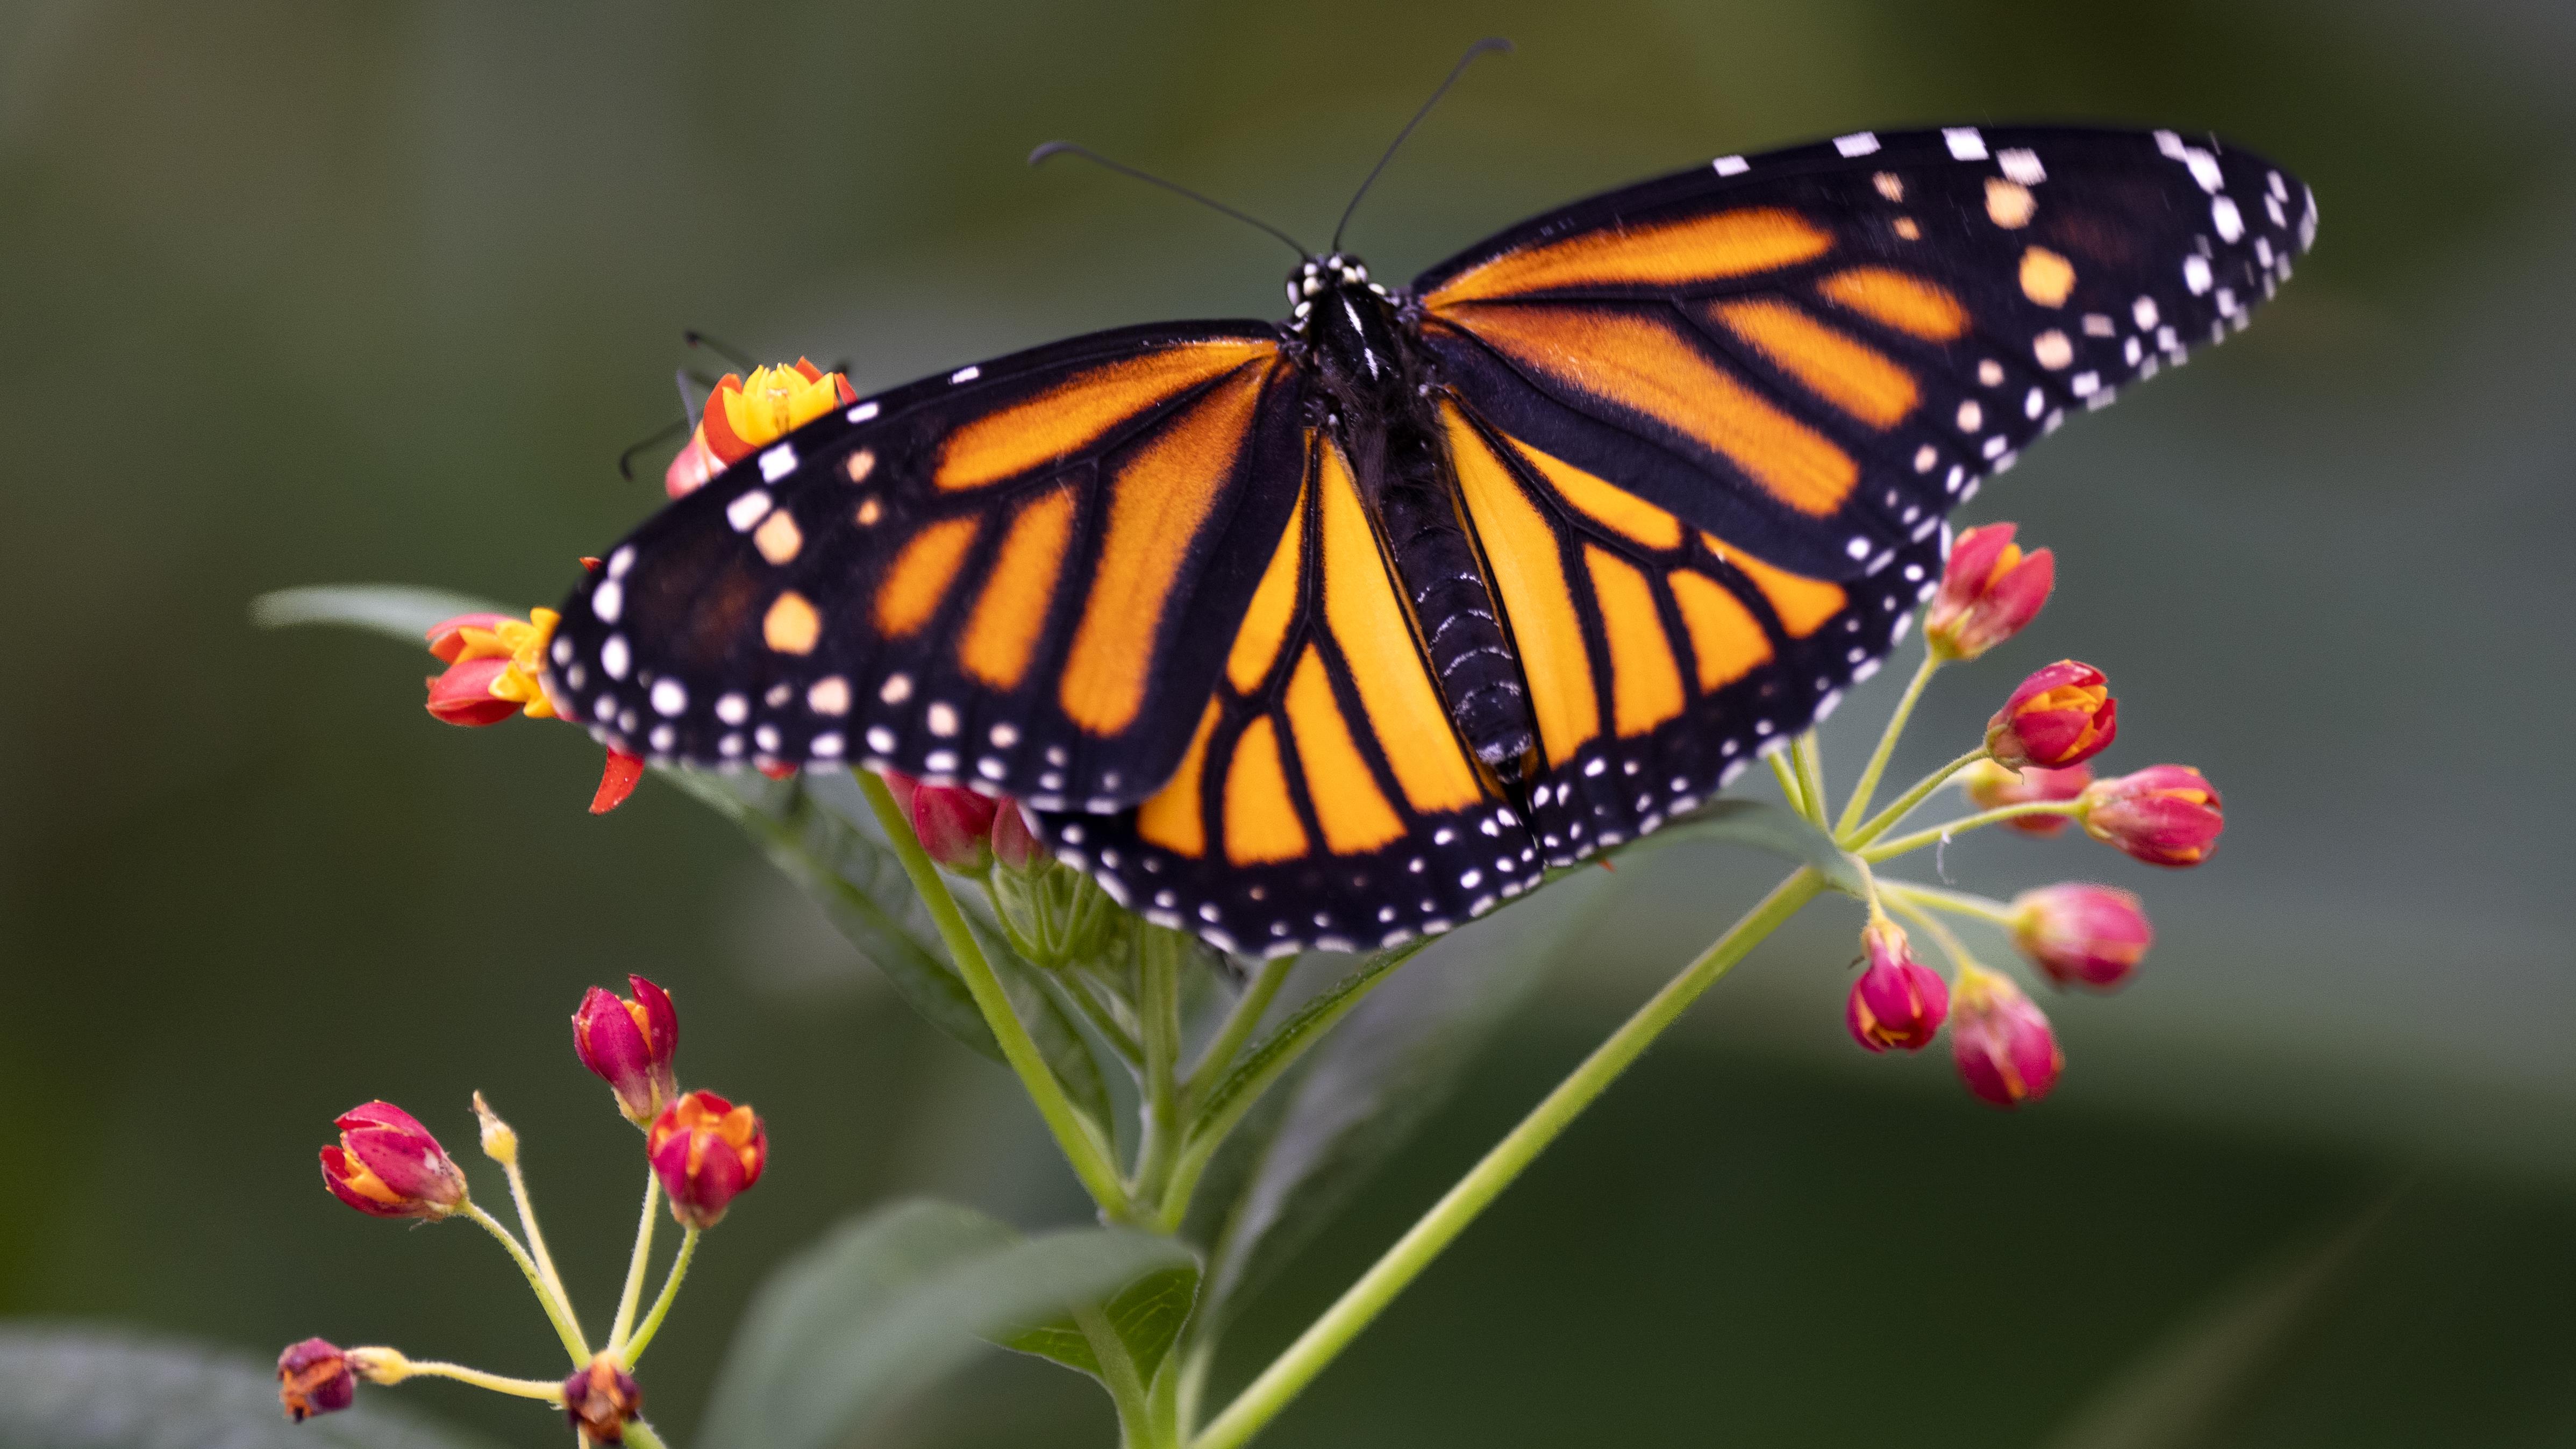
(424, 610), (560, 723)
(666, 359), (858, 498)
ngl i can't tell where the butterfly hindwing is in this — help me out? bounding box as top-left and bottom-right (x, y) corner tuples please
(1048, 432), (1539, 954)
(1416, 125), (2313, 580)
(546, 323), (1309, 809)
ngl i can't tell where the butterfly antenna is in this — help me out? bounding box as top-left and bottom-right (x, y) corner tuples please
(1030, 141), (1310, 259)
(616, 415), (690, 481)
(1332, 36), (1513, 254)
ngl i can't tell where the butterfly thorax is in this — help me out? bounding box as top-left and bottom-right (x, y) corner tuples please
(1298, 256), (1539, 777)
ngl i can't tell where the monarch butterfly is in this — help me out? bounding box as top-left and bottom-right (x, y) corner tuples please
(542, 92), (2312, 958)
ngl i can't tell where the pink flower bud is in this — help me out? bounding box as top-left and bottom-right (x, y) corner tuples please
(573, 975), (680, 1126)
(1985, 660), (2118, 770)
(424, 613), (516, 664)
(563, 1355), (645, 1444)
(1959, 758), (2093, 836)
(2011, 884), (2153, 989)
(319, 1102), (468, 1220)
(424, 656), (520, 726)
(276, 1338), (355, 1422)
(1924, 523), (2053, 660)
(904, 776), (1000, 873)
(649, 1089), (767, 1229)
(590, 747), (646, 815)
(2080, 765), (2225, 867)
(990, 800), (1050, 873)
(1845, 922), (1949, 1052)
(1949, 965), (2064, 1108)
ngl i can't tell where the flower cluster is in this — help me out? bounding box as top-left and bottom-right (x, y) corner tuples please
(279, 975), (765, 1441)
(422, 605), (647, 813)
(884, 771), (1121, 968)
(664, 360), (857, 499)
(1828, 522), (2227, 1108)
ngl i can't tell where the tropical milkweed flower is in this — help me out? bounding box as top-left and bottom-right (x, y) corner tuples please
(1959, 758), (2093, 836)
(666, 360), (858, 499)
(573, 975), (681, 1126)
(648, 1090), (767, 1229)
(319, 1102), (468, 1220)
(884, 770), (1002, 874)
(563, 1356), (645, 1444)
(1845, 922), (1949, 1052)
(1924, 522), (2053, 661)
(1986, 660), (2118, 770)
(2010, 884), (2153, 989)
(421, 608), (646, 813)
(1949, 965), (2064, 1108)
(276, 1338), (355, 1422)
(2080, 765), (2225, 866)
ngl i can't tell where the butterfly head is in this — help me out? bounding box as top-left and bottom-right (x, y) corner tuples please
(1286, 252), (1389, 310)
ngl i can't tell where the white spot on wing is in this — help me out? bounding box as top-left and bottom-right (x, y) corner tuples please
(1711, 154), (1749, 176)
(726, 490), (773, 532)
(950, 365), (981, 384)
(759, 445), (795, 482)
(1833, 131), (1880, 157)
(1944, 127), (1987, 160)
(1997, 148), (2045, 185)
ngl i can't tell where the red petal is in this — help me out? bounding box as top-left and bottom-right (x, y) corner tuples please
(591, 749), (646, 814)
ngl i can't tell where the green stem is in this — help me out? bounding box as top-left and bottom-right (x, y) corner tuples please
(1861, 800), (2081, 862)
(1882, 892), (1982, 970)
(1844, 747), (1990, 848)
(1767, 748), (1808, 818)
(619, 1226), (699, 1368)
(1078, 1302), (1161, 1448)
(605, 1172), (660, 1355)
(1188, 868), (1825, 1449)
(1055, 968), (1145, 1067)
(1793, 732), (1830, 826)
(358, 1352), (564, 1402)
(1130, 930), (1185, 1210)
(625, 1421), (670, 1449)
(855, 768), (1131, 1217)
(1184, 952), (1297, 1110)
(1836, 650), (1940, 835)
(496, 1150), (581, 1358)
(1880, 880), (2016, 925)
(462, 1203), (590, 1364)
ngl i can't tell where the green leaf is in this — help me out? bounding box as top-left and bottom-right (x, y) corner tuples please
(700, 1200), (1194, 1449)
(1611, 797), (1866, 895)
(2037, 1193), (2395, 1449)
(249, 583), (512, 645)
(994, 1264), (1201, 1385)
(1189, 877), (1608, 1337)
(0, 1325), (505, 1449)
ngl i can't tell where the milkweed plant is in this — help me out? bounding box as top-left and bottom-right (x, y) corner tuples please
(252, 367), (2224, 1449)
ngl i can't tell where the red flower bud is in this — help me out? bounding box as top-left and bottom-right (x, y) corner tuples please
(1985, 660), (2118, 770)
(319, 1101), (467, 1220)
(1949, 965), (2064, 1108)
(424, 656), (521, 726)
(1959, 758), (2093, 836)
(990, 800), (1050, 873)
(425, 613), (516, 664)
(648, 1090), (767, 1229)
(1924, 523), (2053, 660)
(563, 1355), (645, 1444)
(2080, 765), (2225, 867)
(573, 975), (680, 1126)
(904, 775), (1000, 873)
(591, 747), (646, 815)
(1845, 922), (1949, 1053)
(2011, 884), (2153, 989)
(276, 1338), (355, 1422)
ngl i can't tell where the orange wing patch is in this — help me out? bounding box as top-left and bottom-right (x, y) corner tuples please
(1509, 437), (1682, 550)
(1136, 699), (1220, 858)
(1449, 305), (1858, 516)
(1815, 268), (1970, 341)
(1445, 406), (1600, 768)
(1708, 298), (1919, 429)
(1428, 208), (1831, 307)
(1284, 645), (1407, 855)
(1223, 715), (1308, 865)
(1227, 477), (1308, 695)
(958, 486), (1076, 688)
(1701, 533), (1846, 638)
(934, 340), (1274, 491)
(1668, 570), (1773, 690)
(1316, 441), (1486, 815)
(1582, 546), (1685, 737)
(1058, 366), (1266, 736)
(875, 516), (982, 639)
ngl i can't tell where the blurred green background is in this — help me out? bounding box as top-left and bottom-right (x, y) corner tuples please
(4, 0), (2571, 1444)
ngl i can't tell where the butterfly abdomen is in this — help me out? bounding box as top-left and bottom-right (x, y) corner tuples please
(1376, 423), (1533, 770)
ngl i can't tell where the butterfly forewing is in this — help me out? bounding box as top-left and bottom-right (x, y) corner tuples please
(545, 322), (1308, 809)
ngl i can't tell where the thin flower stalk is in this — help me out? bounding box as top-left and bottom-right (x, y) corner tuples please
(1184, 953), (1298, 1109)
(355, 1352), (566, 1403)
(855, 768), (1132, 1218)
(1838, 650), (1942, 835)
(461, 1203), (591, 1363)
(1842, 747), (1991, 848)
(606, 1174), (661, 1355)
(1767, 748), (1810, 820)
(620, 1226), (701, 1368)
(1861, 800), (2086, 862)
(1793, 732), (1831, 826)
(1190, 867), (1826, 1449)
